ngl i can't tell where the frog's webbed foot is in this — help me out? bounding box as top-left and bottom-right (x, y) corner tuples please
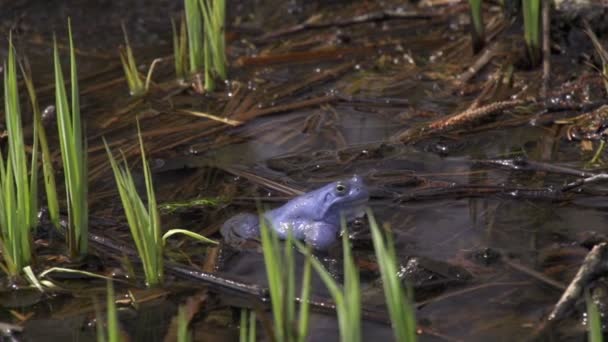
(303, 222), (339, 251)
(220, 213), (261, 247)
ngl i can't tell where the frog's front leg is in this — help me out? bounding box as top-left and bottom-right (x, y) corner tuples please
(303, 222), (340, 251)
(220, 213), (260, 246)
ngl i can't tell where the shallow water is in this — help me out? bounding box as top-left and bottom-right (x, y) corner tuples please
(2, 0), (608, 341)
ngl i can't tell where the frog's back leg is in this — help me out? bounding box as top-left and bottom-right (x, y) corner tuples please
(220, 213), (260, 246)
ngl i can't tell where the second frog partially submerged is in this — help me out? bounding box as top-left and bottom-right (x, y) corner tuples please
(221, 175), (369, 250)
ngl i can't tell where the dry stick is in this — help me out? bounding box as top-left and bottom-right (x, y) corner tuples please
(256, 8), (437, 42)
(541, 0), (551, 98)
(454, 42), (500, 87)
(531, 243), (608, 340)
(393, 98), (528, 144)
(561, 173), (608, 192)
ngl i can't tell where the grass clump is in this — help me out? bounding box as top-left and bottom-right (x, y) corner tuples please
(53, 20), (89, 258)
(183, 0), (226, 91)
(119, 25), (145, 96)
(20, 62), (60, 229)
(0, 36), (39, 277)
(467, 0), (485, 53)
(295, 218), (360, 342)
(172, 16), (188, 81)
(96, 281), (121, 342)
(261, 221), (312, 342)
(119, 25), (162, 96)
(104, 122), (162, 287)
(522, 0), (541, 67)
(367, 208), (417, 342)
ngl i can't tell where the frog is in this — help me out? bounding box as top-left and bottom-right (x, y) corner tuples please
(220, 175), (369, 250)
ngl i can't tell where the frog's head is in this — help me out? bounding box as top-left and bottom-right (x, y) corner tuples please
(317, 175), (369, 224)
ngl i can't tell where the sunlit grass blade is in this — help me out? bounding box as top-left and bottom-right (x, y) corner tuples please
(260, 219), (311, 342)
(467, 0), (485, 53)
(0, 35), (38, 277)
(239, 309), (256, 342)
(199, 0), (226, 91)
(119, 25), (145, 96)
(184, 0), (204, 73)
(103, 121), (162, 287)
(172, 16), (188, 80)
(586, 291), (604, 342)
(20, 61), (60, 228)
(295, 223), (361, 342)
(260, 219), (285, 341)
(367, 208), (417, 342)
(177, 305), (191, 342)
(522, 0), (541, 67)
(54, 19), (88, 258)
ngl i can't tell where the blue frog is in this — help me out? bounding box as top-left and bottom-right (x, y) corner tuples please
(220, 175), (369, 250)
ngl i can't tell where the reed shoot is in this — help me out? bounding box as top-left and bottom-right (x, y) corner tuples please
(20, 61), (60, 228)
(0, 36), (39, 277)
(172, 16), (188, 80)
(119, 25), (146, 96)
(260, 220), (312, 342)
(367, 208), (417, 342)
(468, 0), (485, 53)
(103, 122), (162, 287)
(53, 20), (89, 258)
(239, 309), (256, 342)
(96, 281), (121, 342)
(522, 0), (541, 67)
(295, 219), (361, 342)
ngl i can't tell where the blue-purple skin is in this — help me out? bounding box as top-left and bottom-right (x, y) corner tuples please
(220, 175), (369, 250)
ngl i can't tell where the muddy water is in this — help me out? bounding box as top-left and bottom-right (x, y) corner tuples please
(2, 0), (608, 341)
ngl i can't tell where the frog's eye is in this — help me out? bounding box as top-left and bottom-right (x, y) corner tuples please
(335, 182), (349, 196)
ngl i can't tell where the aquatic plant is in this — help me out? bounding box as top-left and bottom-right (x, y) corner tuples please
(468, 0), (485, 53)
(119, 25), (161, 96)
(20, 62), (60, 228)
(172, 16), (188, 80)
(586, 291), (603, 342)
(183, 0), (226, 91)
(177, 305), (191, 342)
(53, 20), (89, 258)
(261, 221), (312, 342)
(104, 122), (163, 287)
(295, 218), (361, 342)
(119, 25), (145, 96)
(0, 36), (39, 277)
(239, 309), (256, 342)
(367, 208), (417, 342)
(522, 0), (541, 67)
(96, 281), (121, 342)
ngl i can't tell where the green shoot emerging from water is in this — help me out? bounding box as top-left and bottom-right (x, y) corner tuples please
(120, 25), (145, 96)
(239, 309), (256, 342)
(172, 16), (188, 81)
(96, 281), (121, 342)
(586, 291), (604, 342)
(54, 20), (89, 258)
(183, 0), (226, 91)
(104, 122), (162, 287)
(261, 220), (311, 342)
(177, 305), (191, 342)
(295, 218), (360, 342)
(467, 0), (485, 53)
(522, 0), (541, 67)
(367, 208), (417, 342)
(0, 36), (39, 277)
(20, 61), (60, 228)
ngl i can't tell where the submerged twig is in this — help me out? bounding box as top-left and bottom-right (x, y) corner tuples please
(393, 99), (529, 144)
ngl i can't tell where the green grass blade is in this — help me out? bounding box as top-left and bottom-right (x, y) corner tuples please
(185, 0), (204, 73)
(106, 281), (120, 342)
